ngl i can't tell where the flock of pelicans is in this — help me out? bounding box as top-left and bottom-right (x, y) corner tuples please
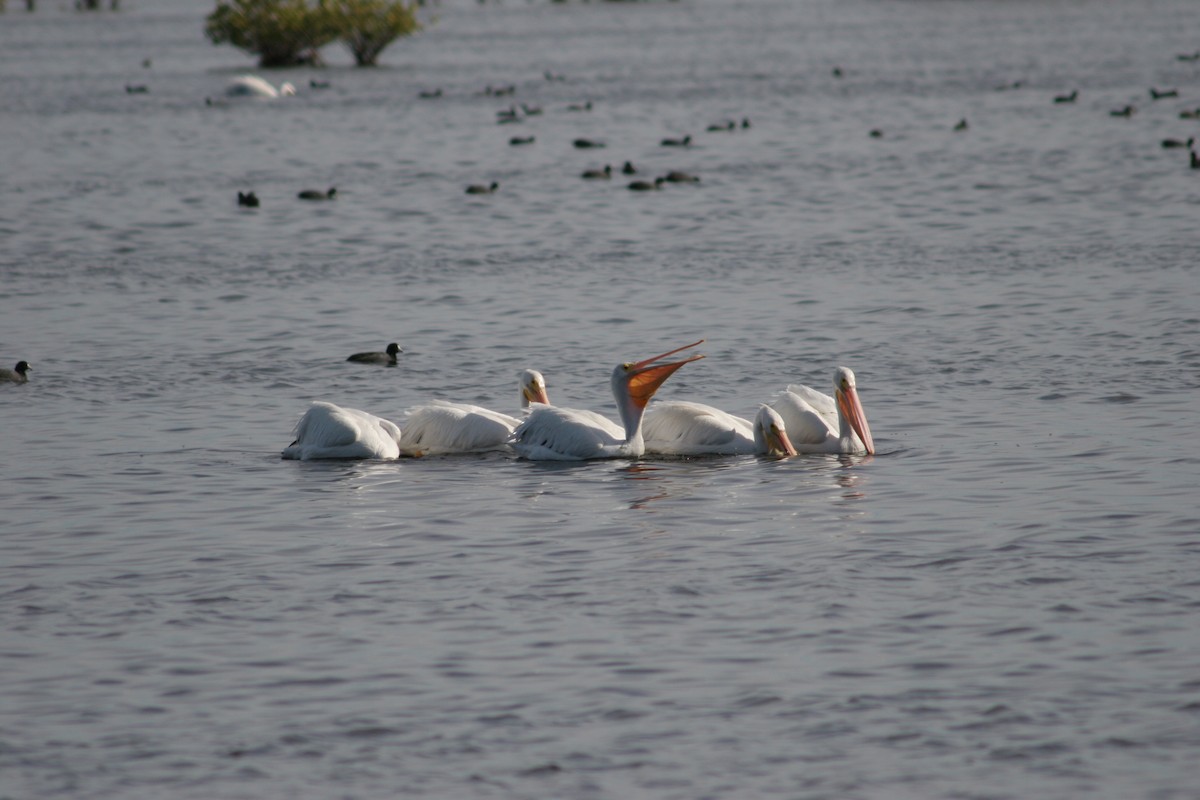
(281, 340), (875, 462)
(1, 341), (875, 462)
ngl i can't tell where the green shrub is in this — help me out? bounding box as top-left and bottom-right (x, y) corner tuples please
(205, 1), (341, 68)
(206, 0), (421, 69)
(331, 0), (421, 67)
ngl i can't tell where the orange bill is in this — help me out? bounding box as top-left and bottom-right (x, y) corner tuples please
(767, 423), (798, 457)
(627, 340), (705, 408)
(523, 384), (550, 405)
(836, 384), (875, 455)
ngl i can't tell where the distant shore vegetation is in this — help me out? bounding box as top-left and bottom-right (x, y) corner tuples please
(205, 0), (422, 68)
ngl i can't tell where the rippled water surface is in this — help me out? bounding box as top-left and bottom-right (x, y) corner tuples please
(3, 1), (1199, 798)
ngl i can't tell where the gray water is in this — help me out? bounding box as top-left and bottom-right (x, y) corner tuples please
(2, 1), (1199, 798)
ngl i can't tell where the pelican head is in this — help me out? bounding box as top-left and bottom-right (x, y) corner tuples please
(612, 339), (705, 442)
(834, 366), (875, 455)
(520, 369), (550, 407)
(754, 405), (797, 457)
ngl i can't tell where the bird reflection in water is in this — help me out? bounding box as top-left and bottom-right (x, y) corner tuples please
(616, 463), (673, 510)
(834, 460), (871, 500)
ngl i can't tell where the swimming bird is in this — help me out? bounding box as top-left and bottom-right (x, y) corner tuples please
(953, 118), (969, 131)
(660, 135), (692, 147)
(644, 402), (796, 457)
(1191, 150), (1200, 170)
(225, 75), (296, 99)
(707, 120), (736, 132)
(628, 177), (665, 191)
(566, 100), (592, 111)
(1180, 108), (1200, 120)
(509, 136), (536, 146)
(309, 79), (331, 89)
(466, 181), (499, 194)
(281, 401), (402, 460)
(510, 340), (704, 461)
(125, 84), (148, 94)
(298, 187), (336, 200)
(520, 103), (542, 116)
(573, 138), (605, 149)
(622, 161), (637, 175)
(1053, 90), (1078, 104)
(663, 171), (699, 183)
(1150, 87), (1179, 100)
(769, 366), (875, 455)
(1110, 105), (1136, 118)
(581, 165), (612, 179)
(400, 369), (550, 457)
(1, 361), (30, 384)
(418, 88), (443, 99)
(347, 342), (402, 365)
(1162, 137), (1194, 149)
(237, 191), (259, 207)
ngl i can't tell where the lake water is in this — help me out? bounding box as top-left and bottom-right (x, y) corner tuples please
(2, 0), (1199, 797)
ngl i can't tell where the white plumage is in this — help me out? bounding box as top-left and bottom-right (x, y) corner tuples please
(769, 366), (875, 455)
(399, 369), (548, 457)
(643, 401), (755, 455)
(511, 340), (705, 461)
(281, 401), (402, 461)
(226, 75), (296, 99)
(509, 405), (627, 461)
(644, 402), (796, 456)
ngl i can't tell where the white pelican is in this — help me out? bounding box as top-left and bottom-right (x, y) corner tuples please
(399, 369), (550, 457)
(281, 401), (402, 461)
(510, 340), (705, 461)
(644, 402), (796, 457)
(225, 75), (296, 99)
(1, 360), (31, 384)
(770, 366), (875, 455)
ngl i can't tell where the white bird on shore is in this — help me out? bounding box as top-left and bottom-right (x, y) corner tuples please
(399, 369), (550, 457)
(281, 401), (402, 461)
(769, 366), (875, 455)
(511, 340), (705, 461)
(643, 402), (796, 456)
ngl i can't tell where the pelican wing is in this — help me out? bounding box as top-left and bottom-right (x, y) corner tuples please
(510, 405), (624, 461)
(770, 388), (837, 447)
(401, 401), (521, 456)
(282, 401), (401, 460)
(226, 75), (280, 98)
(643, 401), (756, 455)
(784, 384), (838, 424)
